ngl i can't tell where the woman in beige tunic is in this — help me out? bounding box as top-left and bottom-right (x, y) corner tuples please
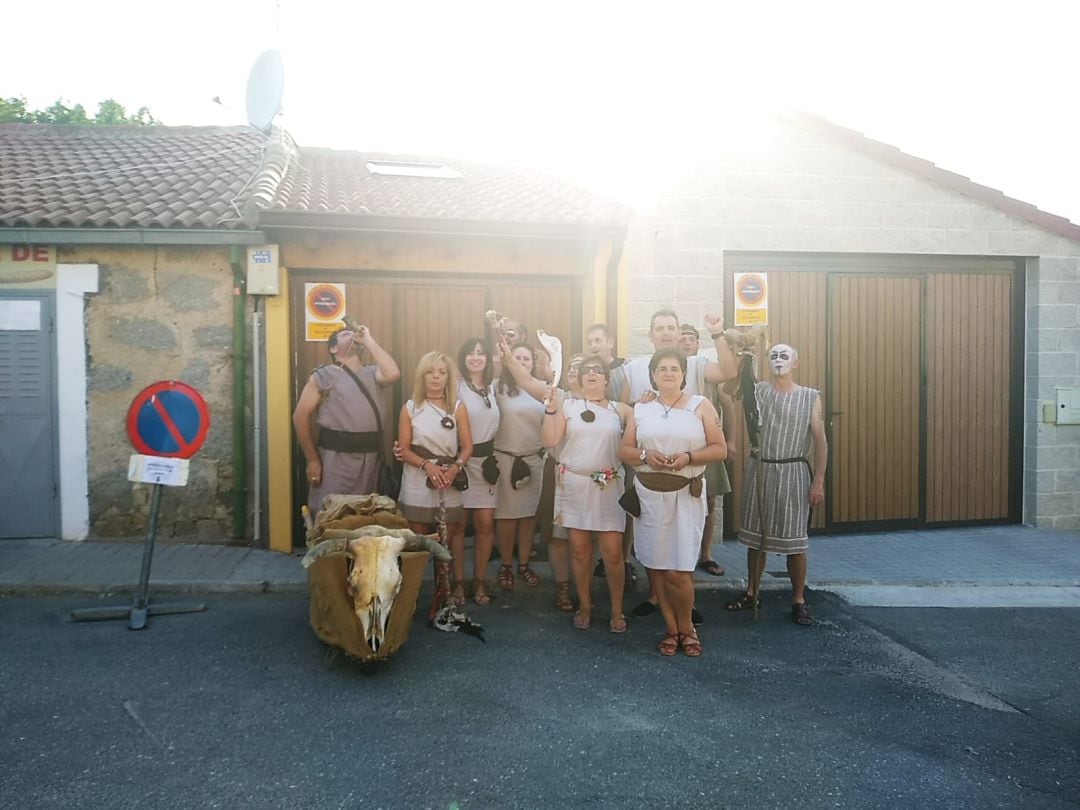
(398, 351), (474, 603)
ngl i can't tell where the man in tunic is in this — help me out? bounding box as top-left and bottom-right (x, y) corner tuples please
(293, 325), (401, 514)
(615, 309), (738, 404)
(727, 343), (827, 625)
(584, 322), (625, 401)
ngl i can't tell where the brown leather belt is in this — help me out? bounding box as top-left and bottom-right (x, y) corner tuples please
(318, 427), (380, 453)
(636, 471), (704, 498)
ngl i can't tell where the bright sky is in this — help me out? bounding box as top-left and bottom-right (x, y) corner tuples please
(8, 0), (1079, 222)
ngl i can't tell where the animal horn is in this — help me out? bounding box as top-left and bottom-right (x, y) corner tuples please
(301, 537), (350, 568)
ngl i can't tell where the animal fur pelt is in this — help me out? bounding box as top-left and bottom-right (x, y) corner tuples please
(431, 604), (485, 643)
(305, 493), (408, 547)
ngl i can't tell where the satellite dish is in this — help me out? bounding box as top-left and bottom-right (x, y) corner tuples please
(245, 49), (285, 132)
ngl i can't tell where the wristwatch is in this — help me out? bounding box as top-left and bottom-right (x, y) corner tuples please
(639, 448), (648, 463)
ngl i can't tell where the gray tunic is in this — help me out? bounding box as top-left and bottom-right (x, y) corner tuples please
(307, 363), (383, 514)
(738, 382), (819, 554)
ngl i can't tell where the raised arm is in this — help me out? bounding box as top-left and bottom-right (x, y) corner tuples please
(497, 336), (550, 402)
(540, 386), (566, 449)
(701, 313), (738, 383)
(358, 326), (401, 386)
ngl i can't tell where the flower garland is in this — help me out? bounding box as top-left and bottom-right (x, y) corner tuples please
(590, 467), (621, 489)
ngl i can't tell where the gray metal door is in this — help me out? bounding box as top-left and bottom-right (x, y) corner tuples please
(0, 293), (57, 537)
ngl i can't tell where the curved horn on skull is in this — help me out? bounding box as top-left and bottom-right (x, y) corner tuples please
(301, 537), (350, 568)
(402, 535), (453, 562)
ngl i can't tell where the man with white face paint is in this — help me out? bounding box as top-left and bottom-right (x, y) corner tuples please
(726, 343), (828, 626)
(293, 323), (401, 515)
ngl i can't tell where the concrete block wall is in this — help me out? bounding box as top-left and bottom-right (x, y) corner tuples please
(622, 115), (1080, 529)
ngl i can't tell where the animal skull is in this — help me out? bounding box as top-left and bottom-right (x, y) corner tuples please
(344, 535), (406, 652)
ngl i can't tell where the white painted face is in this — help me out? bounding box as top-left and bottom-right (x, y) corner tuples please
(769, 344), (796, 377)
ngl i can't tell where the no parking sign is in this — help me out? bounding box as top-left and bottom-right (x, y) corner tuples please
(126, 381), (210, 459)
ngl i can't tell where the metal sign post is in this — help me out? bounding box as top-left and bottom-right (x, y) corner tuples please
(71, 381), (212, 630)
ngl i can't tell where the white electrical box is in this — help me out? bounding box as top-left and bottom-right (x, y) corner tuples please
(1055, 389), (1080, 425)
(246, 244), (280, 295)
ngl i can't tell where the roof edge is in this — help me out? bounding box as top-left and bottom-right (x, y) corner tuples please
(257, 211), (627, 241)
(0, 228), (267, 246)
(785, 111), (1080, 244)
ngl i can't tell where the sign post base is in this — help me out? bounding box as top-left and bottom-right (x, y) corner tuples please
(70, 484), (206, 629)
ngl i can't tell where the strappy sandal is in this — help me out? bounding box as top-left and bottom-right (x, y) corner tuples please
(497, 564), (515, 591)
(724, 592), (760, 611)
(518, 565), (541, 587)
(680, 629), (703, 657)
(792, 602), (814, 626)
(609, 615), (628, 634)
(657, 632), (679, 656)
(554, 581), (574, 612)
(473, 580), (491, 605)
(451, 582), (467, 605)
(572, 609), (591, 630)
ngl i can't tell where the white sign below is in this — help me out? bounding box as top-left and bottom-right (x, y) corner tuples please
(128, 454), (191, 487)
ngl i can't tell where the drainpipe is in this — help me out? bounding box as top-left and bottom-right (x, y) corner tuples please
(230, 245), (247, 541)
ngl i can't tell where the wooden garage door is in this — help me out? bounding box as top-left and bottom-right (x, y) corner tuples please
(926, 273), (1013, 521)
(829, 275), (922, 525)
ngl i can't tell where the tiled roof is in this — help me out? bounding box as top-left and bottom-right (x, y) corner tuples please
(787, 112), (1080, 244)
(261, 147), (629, 228)
(0, 124), (627, 235)
(0, 124), (270, 230)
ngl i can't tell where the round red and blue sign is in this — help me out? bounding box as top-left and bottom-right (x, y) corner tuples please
(126, 381), (210, 459)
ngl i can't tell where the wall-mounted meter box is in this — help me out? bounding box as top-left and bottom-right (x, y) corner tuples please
(246, 245), (280, 295)
(1055, 389), (1080, 425)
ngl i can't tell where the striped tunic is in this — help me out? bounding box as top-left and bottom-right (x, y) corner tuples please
(738, 382), (819, 554)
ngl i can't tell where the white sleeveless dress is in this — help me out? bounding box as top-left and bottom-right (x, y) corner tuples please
(554, 399), (625, 533)
(493, 387), (545, 520)
(459, 382), (500, 509)
(632, 396), (709, 572)
(399, 399), (465, 523)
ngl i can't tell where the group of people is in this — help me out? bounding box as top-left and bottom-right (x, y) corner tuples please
(293, 308), (828, 656)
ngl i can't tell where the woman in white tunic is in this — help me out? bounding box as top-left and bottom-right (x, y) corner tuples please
(543, 359), (633, 633)
(492, 341), (549, 591)
(398, 351), (474, 603)
(457, 337), (500, 605)
(620, 348), (727, 657)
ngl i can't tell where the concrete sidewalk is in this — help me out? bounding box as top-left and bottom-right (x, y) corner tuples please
(2, 525), (1080, 605)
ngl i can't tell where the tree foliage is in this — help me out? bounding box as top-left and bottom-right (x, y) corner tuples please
(0, 96), (158, 125)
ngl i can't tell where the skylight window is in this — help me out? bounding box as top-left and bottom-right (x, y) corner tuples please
(364, 161), (462, 179)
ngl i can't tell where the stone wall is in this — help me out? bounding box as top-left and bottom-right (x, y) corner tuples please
(622, 114), (1080, 529)
(60, 245), (246, 540)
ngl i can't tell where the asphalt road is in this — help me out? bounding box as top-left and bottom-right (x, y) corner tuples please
(1, 586), (1077, 809)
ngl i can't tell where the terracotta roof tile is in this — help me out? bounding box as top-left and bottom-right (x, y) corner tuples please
(1, 125), (628, 234)
(258, 147), (628, 228)
(0, 124), (269, 230)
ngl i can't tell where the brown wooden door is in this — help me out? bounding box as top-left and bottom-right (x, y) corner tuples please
(828, 275), (922, 525)
(925, 273), (1013, 521)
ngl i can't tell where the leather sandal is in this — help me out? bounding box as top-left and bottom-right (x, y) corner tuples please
(518, 564), (541, 587)
(497, 564), (515, 591)
(554, 581), (574, 612)
(724, 592), (760, 611)
(609, 615), (628, 634)
(680, 628), (703, 657)
(792, 602), (814, 626)
(572, 608), (591, 630)
(657, 632), (679, 656)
